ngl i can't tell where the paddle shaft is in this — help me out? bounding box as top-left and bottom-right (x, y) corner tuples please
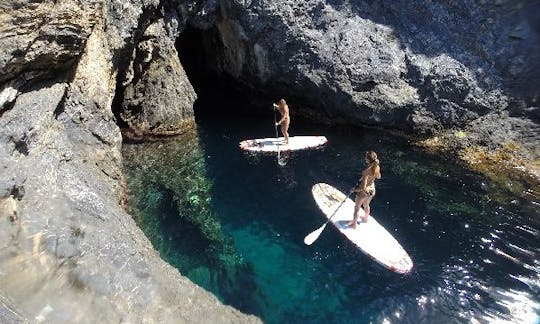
(273, 105), (281, 161)
(325, 188), (354, 224)
(304, 187), (355, 245)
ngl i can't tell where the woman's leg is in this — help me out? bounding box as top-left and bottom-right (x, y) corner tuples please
(361, 195), (374, 222)
(348, 194), (366, 228)
(282, 119), (290, 144)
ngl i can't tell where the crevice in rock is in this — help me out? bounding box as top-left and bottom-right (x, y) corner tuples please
(0, 101), (15, 119)
(10, 185), (24, 200)
(53, 85), (69, 119)
(11, 136), (29, 156)
(176, 25), (216, 95)
(352, 80), (378, 92)
(403, 54), (428, 102)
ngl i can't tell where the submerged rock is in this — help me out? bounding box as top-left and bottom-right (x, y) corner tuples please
(122, 123), (266, 315)
(122, 123), (232, 258)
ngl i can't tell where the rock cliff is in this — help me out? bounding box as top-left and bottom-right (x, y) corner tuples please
(0, 0), (258, 322)
(179, 0), (538, 175)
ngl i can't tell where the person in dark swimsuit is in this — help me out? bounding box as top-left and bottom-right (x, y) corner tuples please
(346, 151), (381, 228)
(273, 99), (290, 144)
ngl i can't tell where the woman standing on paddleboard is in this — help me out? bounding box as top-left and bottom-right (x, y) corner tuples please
(347, 150), (381, 229)
(273, 99), (290, 144)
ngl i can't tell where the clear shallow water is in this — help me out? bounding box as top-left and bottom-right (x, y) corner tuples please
(123, 112), (540, 323)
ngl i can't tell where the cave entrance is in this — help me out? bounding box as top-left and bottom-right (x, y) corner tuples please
(176, 25), (251, 117)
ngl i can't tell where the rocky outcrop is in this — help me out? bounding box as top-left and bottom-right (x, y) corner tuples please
(0, 0), (259, 323)
(120, 18), (197, 136)
(0, 1), (98, 85)
(3, 0), (539, 139)
(0, 83), (257, 323)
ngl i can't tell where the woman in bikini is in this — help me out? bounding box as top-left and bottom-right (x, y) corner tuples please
(273, 99), (290, 144)
(347, 150), (381, 229)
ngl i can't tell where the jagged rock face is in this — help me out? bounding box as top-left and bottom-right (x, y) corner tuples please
(196, 0), (539, 133)
(120, 18), (197, 136)
(0, 1), (259, 323)
(2, 0), (539, 135)
(0, 0), (98, 84)
(0, 0), (159, 108)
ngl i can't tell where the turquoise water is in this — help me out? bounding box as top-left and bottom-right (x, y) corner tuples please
(123, 111), (540, 323)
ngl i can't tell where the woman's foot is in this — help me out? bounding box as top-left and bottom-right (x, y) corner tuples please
(346, 221), (357, 229)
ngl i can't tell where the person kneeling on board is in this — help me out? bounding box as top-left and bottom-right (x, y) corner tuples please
(346, 150), (381, 229)
(273, 99), (290, 145)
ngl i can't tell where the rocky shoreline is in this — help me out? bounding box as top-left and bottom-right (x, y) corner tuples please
(1, 0), (538, 322)
(412, 110), (540, 185)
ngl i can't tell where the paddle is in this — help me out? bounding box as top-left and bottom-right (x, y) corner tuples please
(304, 188), (354, 245)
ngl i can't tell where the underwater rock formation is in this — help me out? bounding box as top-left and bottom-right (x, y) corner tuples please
(122, 127), (265, 315)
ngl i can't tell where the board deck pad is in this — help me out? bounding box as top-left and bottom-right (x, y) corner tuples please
(239, 136), (327, 152)
(312, 183), (413, 274)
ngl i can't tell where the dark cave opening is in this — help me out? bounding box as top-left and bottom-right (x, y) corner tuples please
(176, 25), (255, 117)
(175, 25), (331, 124)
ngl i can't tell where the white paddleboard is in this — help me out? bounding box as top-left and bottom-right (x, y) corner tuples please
(311, 183), (413, 274)
(239, 136), (327, 152)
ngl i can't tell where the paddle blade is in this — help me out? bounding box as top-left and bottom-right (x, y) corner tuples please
(278, 155), (287, 166)
(303, 223), (327, 245)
